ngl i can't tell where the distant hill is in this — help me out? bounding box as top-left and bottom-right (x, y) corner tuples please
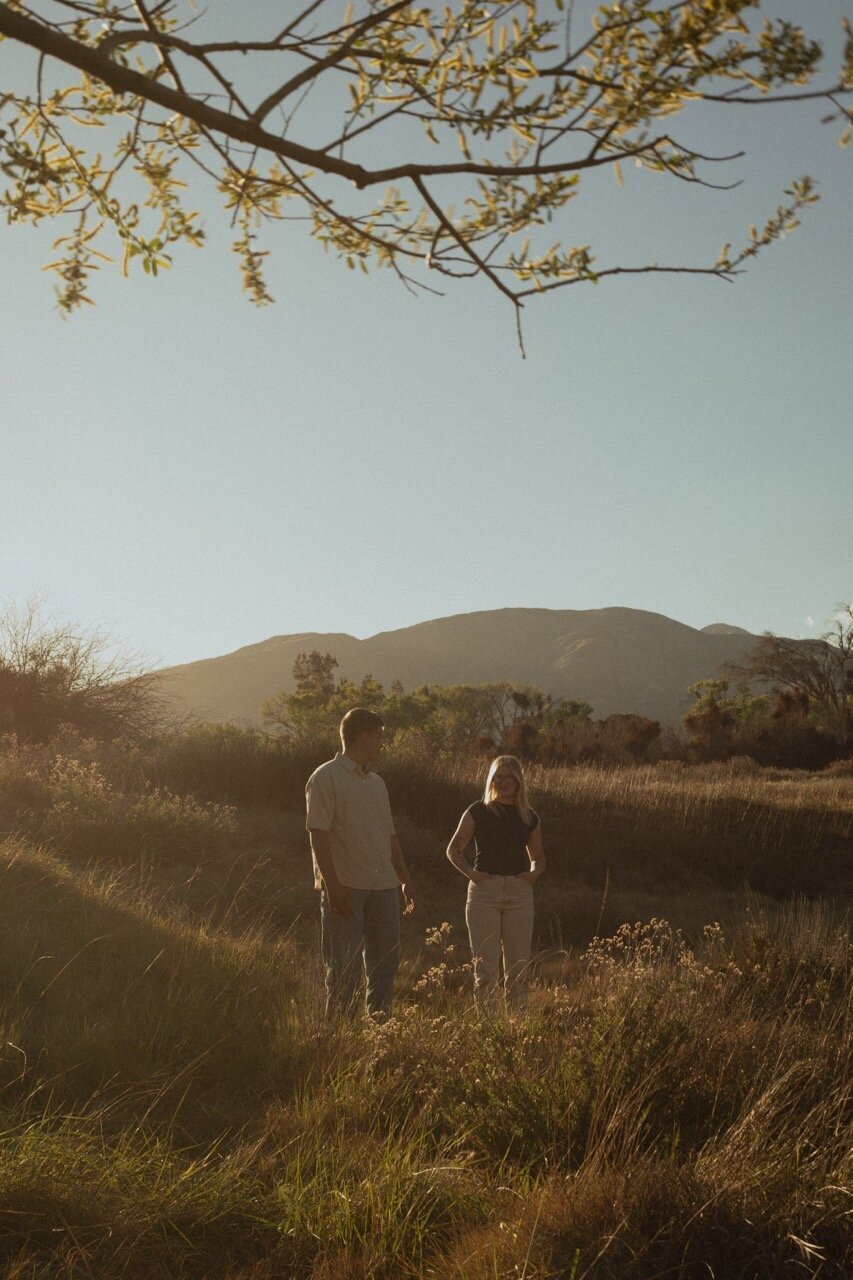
(700, 623), (755, 637)
(155, 607), (761, 727)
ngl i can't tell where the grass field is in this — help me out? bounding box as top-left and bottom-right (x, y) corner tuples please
(0, 735), (850, 1277)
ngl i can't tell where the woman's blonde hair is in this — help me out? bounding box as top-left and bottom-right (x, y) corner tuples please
(483, 755), (531, 825)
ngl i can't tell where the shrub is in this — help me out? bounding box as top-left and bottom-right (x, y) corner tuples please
(0, 743), (235, 863)
(0, 599), (166, 744)
(42, 757), (236, 862)
(149, 724), (338, 810)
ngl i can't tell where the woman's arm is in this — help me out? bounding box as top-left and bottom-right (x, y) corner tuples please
(518, 822), (545, 884)
(446, 810), (486, 883)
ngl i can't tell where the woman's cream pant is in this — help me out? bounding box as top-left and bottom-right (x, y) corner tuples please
(465, 875), (534, 1010)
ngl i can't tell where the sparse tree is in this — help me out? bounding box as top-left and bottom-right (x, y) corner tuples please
(0, 1), (850, 341)
(727, 606), (853, 747)
(0, 599), (165, 743)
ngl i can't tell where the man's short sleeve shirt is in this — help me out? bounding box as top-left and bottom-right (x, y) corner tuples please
(305, 753), (398, 890)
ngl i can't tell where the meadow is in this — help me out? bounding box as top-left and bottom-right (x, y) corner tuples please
(0, 728), (850, 1278)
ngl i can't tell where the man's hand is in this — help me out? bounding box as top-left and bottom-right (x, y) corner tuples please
(326, 883), (353, 916)
(401, 883), (416, 914)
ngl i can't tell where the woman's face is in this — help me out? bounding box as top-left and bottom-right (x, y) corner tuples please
(492, 766), (519, 803)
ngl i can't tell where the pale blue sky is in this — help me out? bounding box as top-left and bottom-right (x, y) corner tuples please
(2, 2), (851, 669)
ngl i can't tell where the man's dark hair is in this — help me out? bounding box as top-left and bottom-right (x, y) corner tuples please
(340, 707), (384, 746)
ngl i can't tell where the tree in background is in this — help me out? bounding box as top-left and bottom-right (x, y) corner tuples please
(292, 651), (339, 701)
(738, 689), (839, 771)
(261, 651), (665, 764)
(530, 697), (593, 762)
(0, 599), (164, 743)
(597, 713), (662, 761)
(727, 606), (853, 751)
(0, 1), (850, 336)
(683, 677), (768, 761)
(263, 655), (551, 752)
(262, 651), (598, 755)
(261, 649), (384, 740)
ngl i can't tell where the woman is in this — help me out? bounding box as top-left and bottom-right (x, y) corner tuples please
(446, 755), (545, 1010)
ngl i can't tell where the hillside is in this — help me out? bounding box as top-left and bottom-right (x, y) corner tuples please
(155, 607), (759, 726)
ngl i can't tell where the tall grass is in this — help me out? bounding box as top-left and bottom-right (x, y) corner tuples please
(0, 734), (236, 864)
(8, 726), (845, 894)
(0, 827), (849, 1278)
(0, 730), (850, 1275)
(0, 837), (302, 1126)
(381, 753), (853, 896)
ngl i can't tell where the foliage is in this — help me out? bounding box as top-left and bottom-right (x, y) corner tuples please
(739, 689), (842, 770)
(293, 650), (340, 699)
(0, 599), (166, 744)
(684, 675), (769, 759)
(0, 735), (236, 862)
(262, 650), (385, 741)
(5, 714), (852, 896)
(686, 652), (850, 767)
(262, 649), (655, 762)
(0, 714), (850, 1274)
(387, 680), (564, 754)
(727, 604), (853, 747)
(0, 1), (850, 331)
(147, 721), (291, 806)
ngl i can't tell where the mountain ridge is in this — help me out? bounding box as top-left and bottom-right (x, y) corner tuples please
(155, 606), (761, 728)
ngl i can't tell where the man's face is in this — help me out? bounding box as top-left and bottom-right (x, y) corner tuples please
(361, 726), (384, 764)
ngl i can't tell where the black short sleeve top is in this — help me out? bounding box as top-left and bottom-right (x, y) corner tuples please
(465, 801), (540, 876)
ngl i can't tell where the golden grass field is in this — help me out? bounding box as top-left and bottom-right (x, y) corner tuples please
(0, 733), (850, 1277)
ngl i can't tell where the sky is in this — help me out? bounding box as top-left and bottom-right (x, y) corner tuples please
(2, 2), (852, 670)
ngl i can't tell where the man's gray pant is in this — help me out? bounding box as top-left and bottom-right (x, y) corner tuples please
(320, 886), (401, 1019)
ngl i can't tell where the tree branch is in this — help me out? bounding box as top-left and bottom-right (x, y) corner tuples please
(250, 0), (410, 124)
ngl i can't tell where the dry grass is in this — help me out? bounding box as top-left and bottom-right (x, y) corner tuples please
(0, 827), (849, 1279)
(0, 733), (850, 1277)
(382, 754), (853, 899)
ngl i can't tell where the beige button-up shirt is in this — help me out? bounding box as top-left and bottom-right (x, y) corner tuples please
(305, 752), (398, 890)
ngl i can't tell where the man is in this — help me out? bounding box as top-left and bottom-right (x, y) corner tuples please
(305, 707), (415, 1019)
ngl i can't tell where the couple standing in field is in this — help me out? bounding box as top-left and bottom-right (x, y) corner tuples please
(305, 707), (546, 1019)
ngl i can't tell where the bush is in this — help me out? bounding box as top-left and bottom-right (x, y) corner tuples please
(0, 600), (166, 744)
(148, 723), (337, 810)
(0, 741), (235, 863)
(43, 757), (237, 862)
